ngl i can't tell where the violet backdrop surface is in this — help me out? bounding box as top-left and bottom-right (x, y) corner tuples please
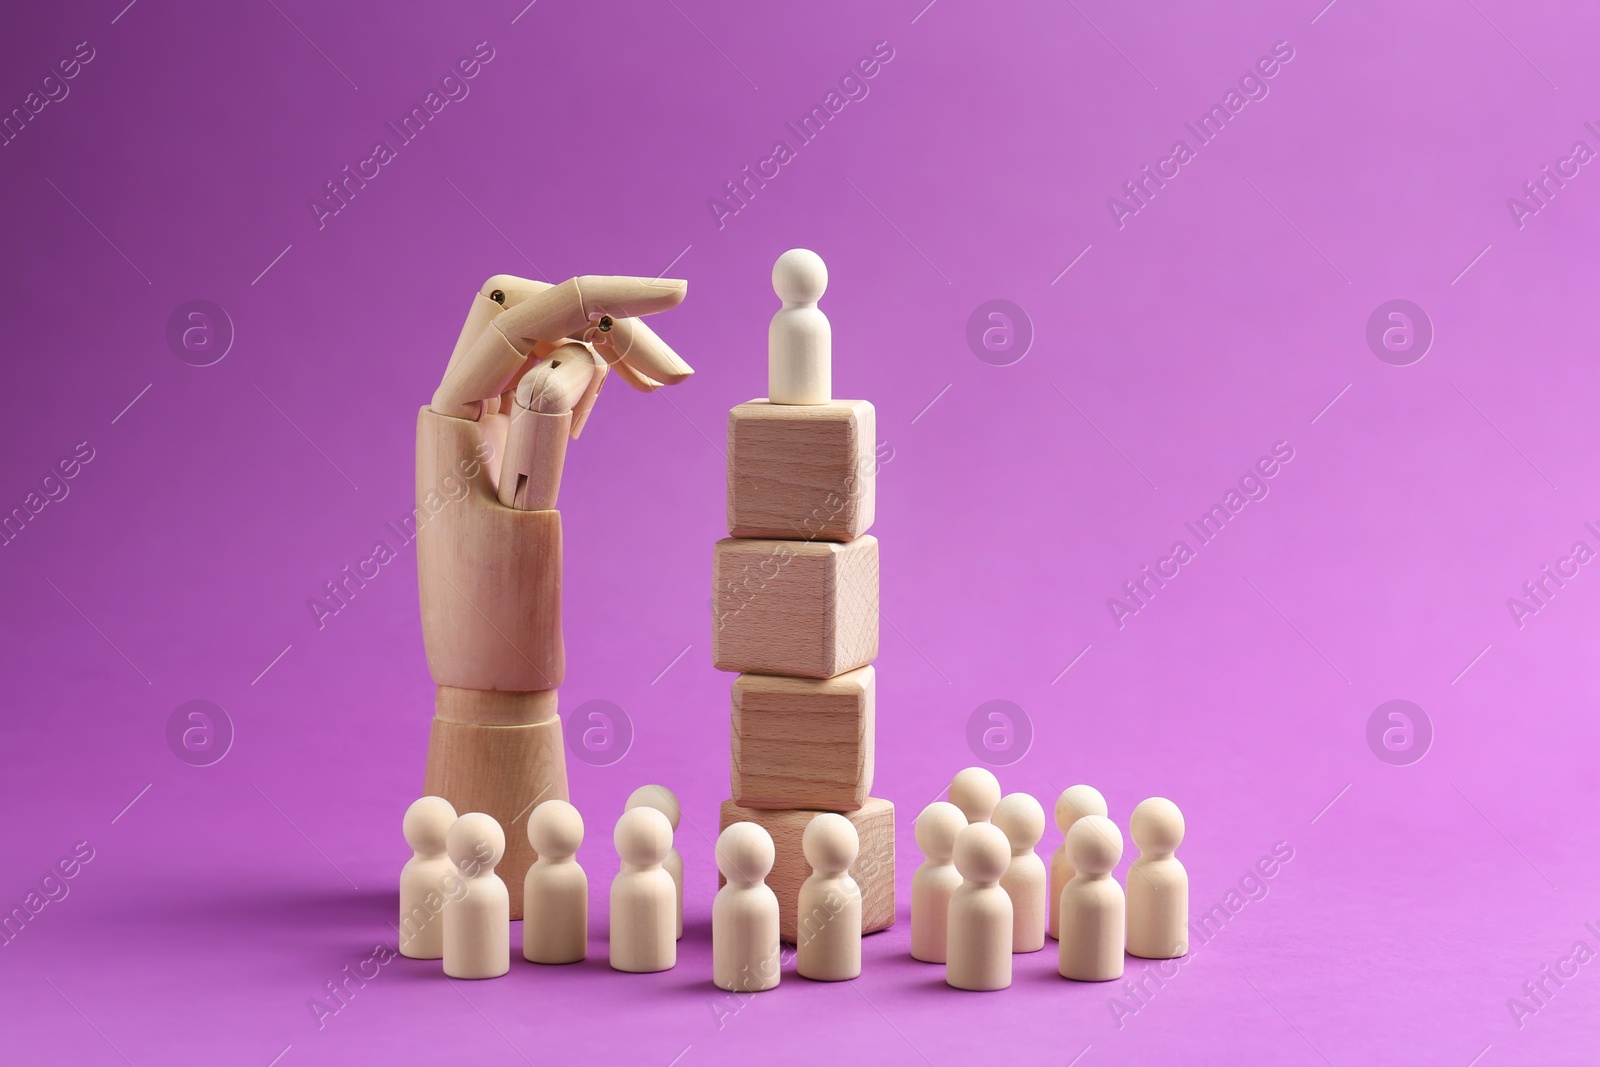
(1, 1), (1596, 1063)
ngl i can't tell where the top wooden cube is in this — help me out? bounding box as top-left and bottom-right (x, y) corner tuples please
(726, 399), (876, 543)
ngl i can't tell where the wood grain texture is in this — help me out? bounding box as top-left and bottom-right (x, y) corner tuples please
(434, 685), (558, 726)
(768, 249), (831, 405)
(731, 667), (874, 810)
(432, 297), (525, 420)
(416, 407), (564, 692)
(718, 798), (895, 943)
(711, 535), (878, 679)
(423, 713), (569, 921)
(497, 406), (570, 511)
(726, 400), (875, 542)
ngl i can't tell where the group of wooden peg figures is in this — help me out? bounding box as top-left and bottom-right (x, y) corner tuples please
(397, 767), (1188, 993)
(711, 767), (1189, 994)
(919, 767), (1188, 991)
(398, 785), (688, 978)
(395, 781), (870, 985)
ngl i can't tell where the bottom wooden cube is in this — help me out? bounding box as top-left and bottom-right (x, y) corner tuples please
(718, 797), (895, 943)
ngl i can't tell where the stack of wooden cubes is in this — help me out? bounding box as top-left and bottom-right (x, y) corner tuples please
(712, 396), (894, 942)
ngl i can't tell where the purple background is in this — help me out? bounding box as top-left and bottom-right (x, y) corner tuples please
(2, 0), (1597, 1063)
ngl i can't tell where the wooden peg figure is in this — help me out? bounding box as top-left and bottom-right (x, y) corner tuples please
(992, 792), (1047, 953)
(714, 822), (781, 993)
(911, 801), (967, 963)
(796, 813), (862, 981)
(1126, 797), (1188, 960)
(443, 812), (510, 979)
(400, 796), (458, 960)
(626, 784), (683, 939)
(948, 767), (1002, 823)
(610, 806), (676, 973)
(946, 822), (1013, 991)
(1058, 815), (1124, 982)
(768, 249), (830, 405)
(1048, 784), (1108, 940)
(523, 800), (587, 965)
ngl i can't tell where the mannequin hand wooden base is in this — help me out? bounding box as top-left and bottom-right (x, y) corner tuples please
(423, 686), (569, 920)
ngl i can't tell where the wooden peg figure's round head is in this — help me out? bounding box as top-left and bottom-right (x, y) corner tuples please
(1130, 797), (1184, 856)
(948, 767), (1002, 823)
(615, 806), (672, 867)
(1067, 815), (1123, 877)
(992, 792), (1046, 853)
(772, 248), (827, 306)
(716, 821), (775, 887)
(403, 796), (457, 855)
(625, 784), (681, 831)
(1054, 784), (1108, 834)
(528, 799), (583, 860)
(953, 822), (1010, 886)
(914, 801), (967, 863)
(802, 813), (859, 875)
(446, 812), (504, 875)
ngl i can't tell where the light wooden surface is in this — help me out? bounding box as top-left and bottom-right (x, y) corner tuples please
(434, 276), (551, 422)
(949, 767), (1002, 823)
(443, 813), (511, 979)
(1048, 784), (1108, 940)
(594, 315), (680, 392)
(438, 285), (521, 421)
(1058, 816), (1125, 982)
(947, 823), (1013, 991)
(541, 275), (691, 385)
(731, 667), (874, 811)
(992, 792), (1048, 953)
(624, 785), (684, 939)
(432, 275), (689, 418)
(713, 822), (781, 993)
(712, 535), (879, 679)
(399, 796), (458, 960)
(610, 808), (677, 973)
(433, 297), (525, 420)
(911, 802), (967, 964)
(726, 399), (875, 543)
(1125, 798), (1189, 960)
(422, 712), (568, 921)
(523, 800), (587, 965)
(417, 407), (564, 692)
(497, 405), (570, 511)
(603, 345), (663, 392)
(718, 797), (895, 943)
(796, 814), (862, 981)
(433, 686), (557, 726)
(767, 249), (831, 405)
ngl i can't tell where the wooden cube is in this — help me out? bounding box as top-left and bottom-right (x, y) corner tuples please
(718, 797), (895, 942)
(712, 536), (878, 679)
(732, 667), (874, 811)
(726, 399), (876, 543)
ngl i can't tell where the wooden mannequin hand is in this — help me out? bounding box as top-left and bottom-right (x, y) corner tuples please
(415, 272), (693, 693)
(430, 273), (694, 424)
